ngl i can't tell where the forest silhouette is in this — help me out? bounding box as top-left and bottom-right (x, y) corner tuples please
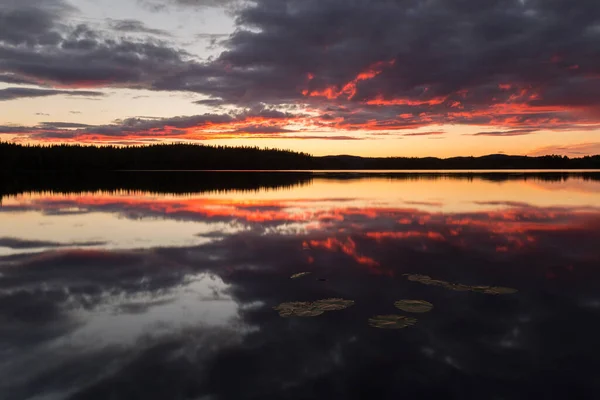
(2, 142), (600, 171)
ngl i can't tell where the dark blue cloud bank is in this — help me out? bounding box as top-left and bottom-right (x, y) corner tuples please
(4, 0), (600, 139)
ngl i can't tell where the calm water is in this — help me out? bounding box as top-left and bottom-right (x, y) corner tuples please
(1, 172), (599, 399)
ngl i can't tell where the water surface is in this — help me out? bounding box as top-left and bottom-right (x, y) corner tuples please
(1, 172), (599, 399)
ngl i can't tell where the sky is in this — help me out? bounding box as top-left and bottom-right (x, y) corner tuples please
(1, 0), (600, 157)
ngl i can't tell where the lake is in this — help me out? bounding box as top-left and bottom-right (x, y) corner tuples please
(1, 171), (599, 399)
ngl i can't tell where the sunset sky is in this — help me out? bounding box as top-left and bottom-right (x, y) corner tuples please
(1, 0), (600, 157)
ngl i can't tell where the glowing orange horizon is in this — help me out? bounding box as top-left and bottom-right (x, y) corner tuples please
(4, 57), (600, 157)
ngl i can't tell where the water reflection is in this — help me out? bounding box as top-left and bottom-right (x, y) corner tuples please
(0, 172), (599, 399)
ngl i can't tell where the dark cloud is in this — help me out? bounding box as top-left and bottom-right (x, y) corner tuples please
(0, 35), (193, 88)
(472, 129), (540, 137)
(107, 19), (171, 37)
(0, 237), (105, 249)
(0, 125), (30, 134)
(0, 74), (41, 85)
(0, 87), (104, 101)
(403, 131), (446, 137)
(148, 0), (600, 132)
(0, 1), (195, 90)
(0, 106), (305, 139)
(4, 0), (600, 136)
(0, 0), (70, 46)
(193, 98), (228, 107)
(38, 122), (93, 129)
(34, 131), (91, 139)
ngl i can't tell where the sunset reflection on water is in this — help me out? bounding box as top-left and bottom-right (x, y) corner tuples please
(0, 173), (599, 400)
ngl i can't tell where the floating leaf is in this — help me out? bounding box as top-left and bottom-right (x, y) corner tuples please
(313, 298), (355, 311)
(394, 299), (433, 313)
(478, 286), (518, 295)
(404, 274), (517, 295)
(288, 309), (324, 317)
(368, 315), (417, 329)
(290, 272), (311, 279)
(274, 298), (354, 318)
(274, 302), (322, 317)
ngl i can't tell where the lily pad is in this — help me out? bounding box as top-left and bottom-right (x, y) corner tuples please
(394, 299), (433, 313)
(477, 286), (518, 295)
(274, 298), (354, 317)
(313, 298), (355, 311)
(273, 302), (318, 317)
(285, 308), (325, 317)
(368, 315), (417, 329)
(290, 272), (312, 279)
(404, 274), (517, 295)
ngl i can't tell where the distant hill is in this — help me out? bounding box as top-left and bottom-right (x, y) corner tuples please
(314, 153), (600, 170)
(1, 142), (599, 171)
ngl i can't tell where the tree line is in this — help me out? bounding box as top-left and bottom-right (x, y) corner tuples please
(1, 142), (600, 171)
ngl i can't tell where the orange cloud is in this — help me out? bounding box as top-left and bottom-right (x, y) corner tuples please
(306, 237), (380, 269)
(304, 60), (396, 100)
(366, 231), (446, 241)
(364, 96), (447, 106)
(6, 192), (600, 274)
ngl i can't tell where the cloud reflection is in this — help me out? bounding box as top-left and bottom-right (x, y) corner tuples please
(0, 179), (599, 399)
